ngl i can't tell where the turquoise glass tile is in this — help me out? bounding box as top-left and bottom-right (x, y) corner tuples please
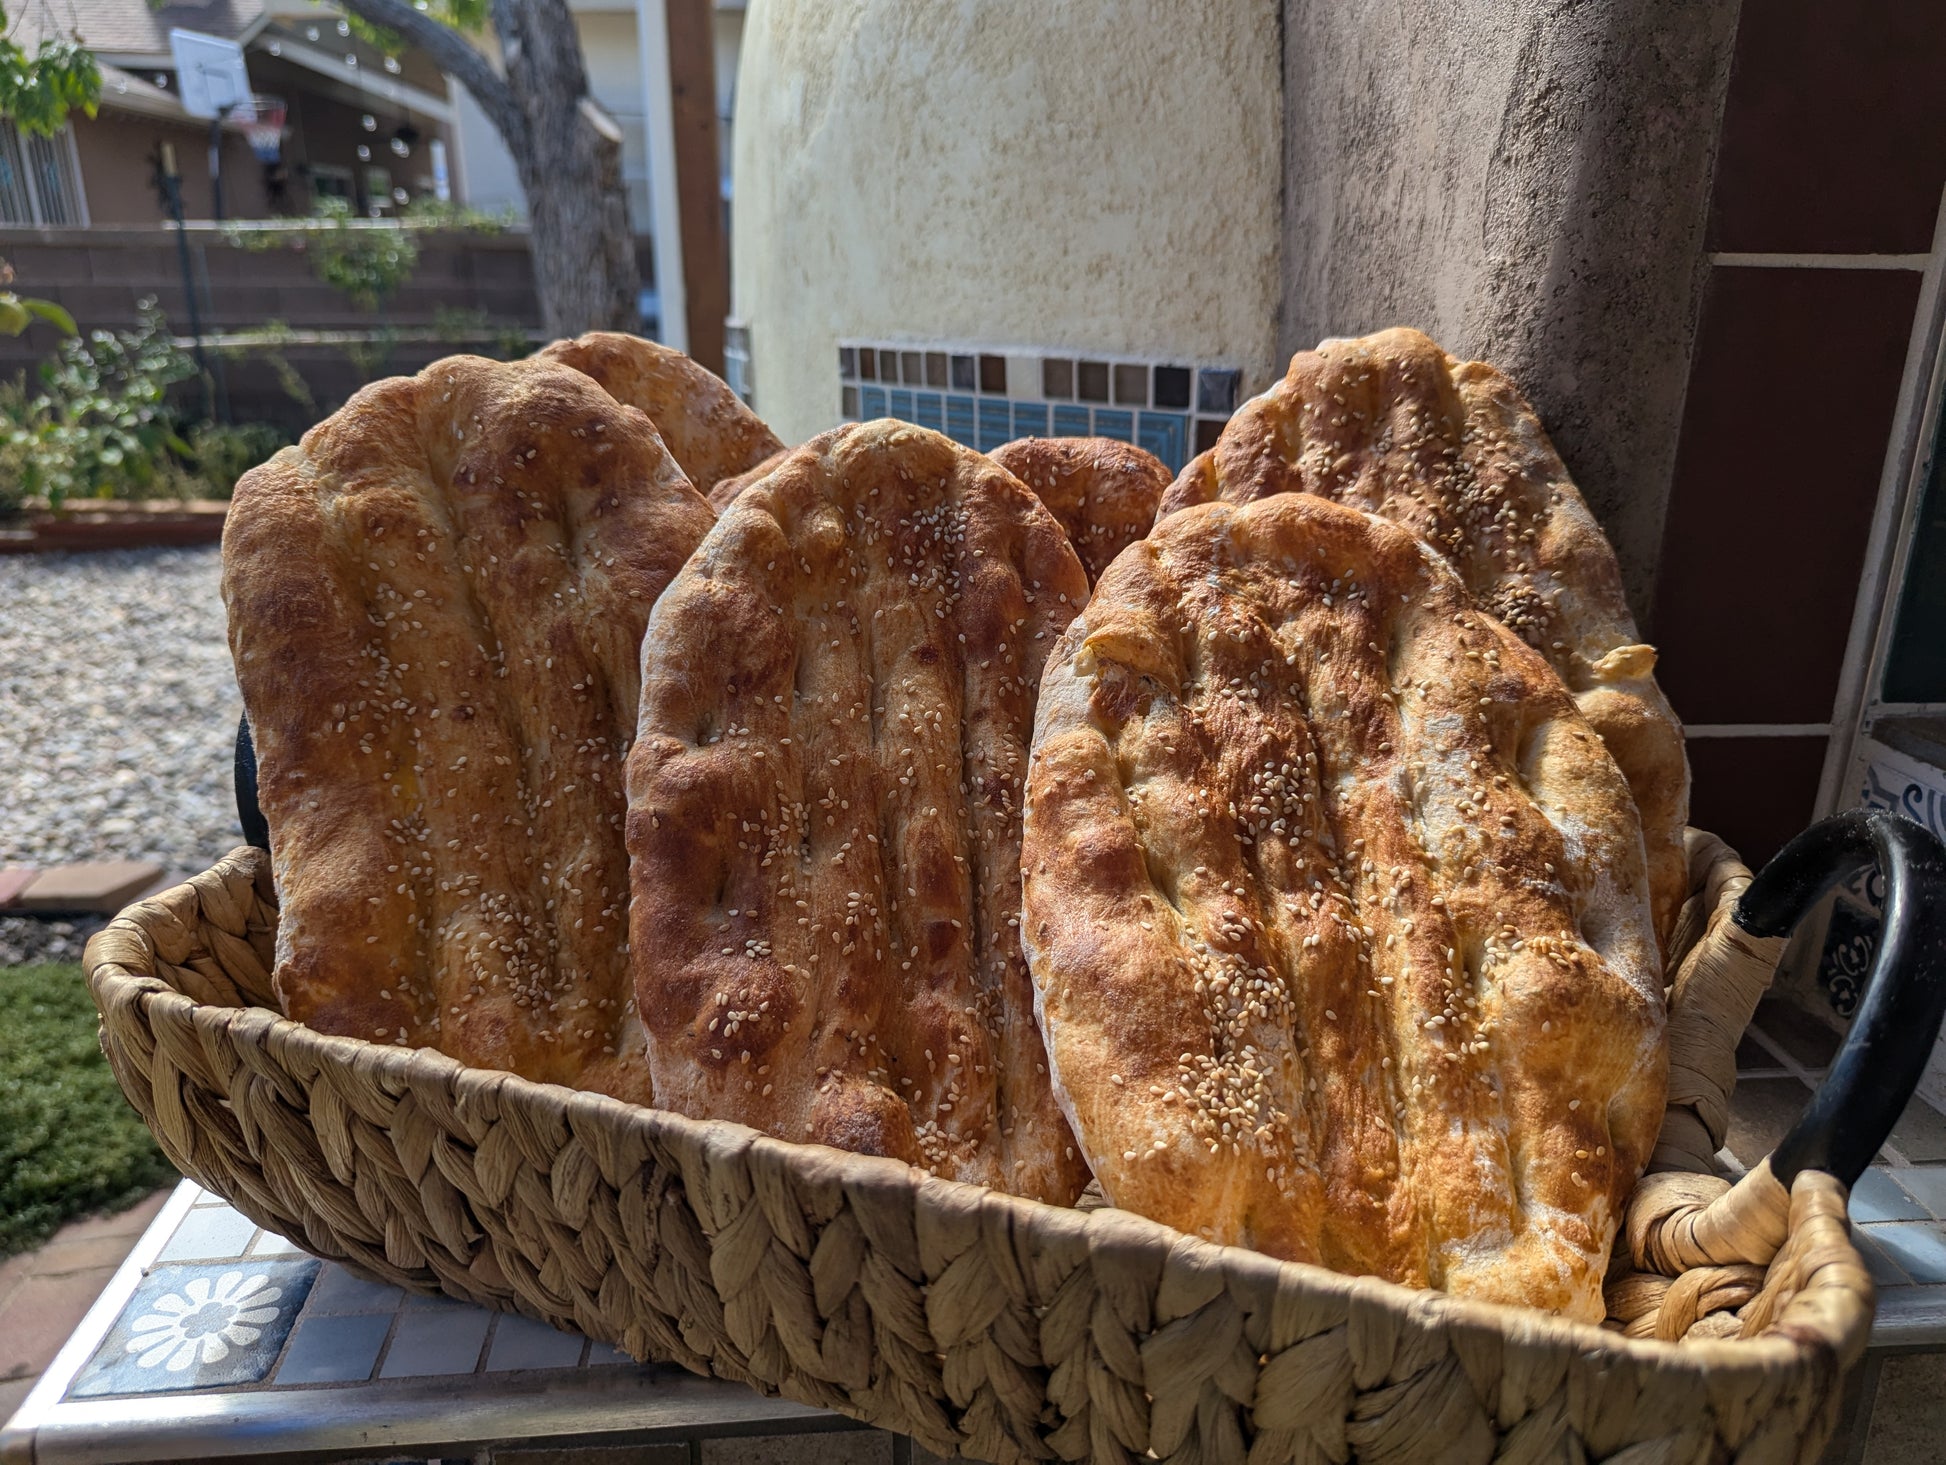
(914, 392), (943, 432)
(1093, 409), (1134, 443)
(945, 394), (976, 445)
(1012, 402), (1048, 438)
(860, 385), (888, 419)
(1052, 404), (1091, 437)
(977, 400), (1011, 452)
(888, 389), (914, 419)
(1137, 412), (1189, 472)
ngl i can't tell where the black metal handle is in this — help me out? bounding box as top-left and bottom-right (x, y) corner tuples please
(1734, 810), (1946, 1188)
(236, 714), (270, 852)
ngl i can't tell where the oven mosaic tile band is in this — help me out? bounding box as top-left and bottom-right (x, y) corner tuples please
(838, 342), (1242, 474)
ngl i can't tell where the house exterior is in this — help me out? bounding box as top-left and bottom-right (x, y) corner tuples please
(4, 0), (466, 225)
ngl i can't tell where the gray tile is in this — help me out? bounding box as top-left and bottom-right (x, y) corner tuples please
(1854, 1232), (1911, 1287)
(1862, 1222), (1946, 1285)
(1886, 1093), (1946, 1164)
(1735, 1032), (1786, 1074)
(1891, 1164), (1946, 1219)
(377, 1307), (491, 1377)
(1861, 1354), (1946, 1464)
(1750, 997), (1841, 1069)
(1850, 1168), (1930, 1222)
(1723, 1076), (1814, 1169)
(249, 1229), (308, 1258)
(272, 1312), (392, 1384)
(700, 1430), (892, 1465)
(485, 1314), (586, 1372)
(304, 1265), (406, 1316)
(495, 1447), (688, 1465)
(154, 1207), (258, 1263)
(585, 1340), (635, 1367)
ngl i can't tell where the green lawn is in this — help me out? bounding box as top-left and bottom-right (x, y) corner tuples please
(0, 964), (177, 1258)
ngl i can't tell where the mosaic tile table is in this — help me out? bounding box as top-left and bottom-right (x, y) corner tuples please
(0, 1183), (893, 1465)
(6, 996), (1946, 1463)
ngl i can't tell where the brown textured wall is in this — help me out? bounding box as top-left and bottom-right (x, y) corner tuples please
(1278, 0), (1744, 626)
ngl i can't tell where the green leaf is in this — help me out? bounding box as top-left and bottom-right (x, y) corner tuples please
(23, 299), (74, 335)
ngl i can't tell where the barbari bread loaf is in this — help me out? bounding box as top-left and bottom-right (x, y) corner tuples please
(988, 436), (1171, 585)
(627, 420), (1092, 1203)
(540, 332), (784, 499)
(223, 353), (714, 1103)
(1021, 492), (1666, 1319)
(1161, 329), (1689, 953)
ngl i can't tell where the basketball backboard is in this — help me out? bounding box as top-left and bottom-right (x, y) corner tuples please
(168, 29), (254, 120)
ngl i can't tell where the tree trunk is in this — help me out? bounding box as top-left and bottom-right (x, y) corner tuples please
(332, 0), (642, 338)
(498, 0), (640, 337)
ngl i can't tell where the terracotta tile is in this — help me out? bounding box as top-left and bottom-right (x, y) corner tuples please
(14, 861), (166, 914)
(1686, 737), (1827, 870)
(0, 1268), (119, 1380)
(1710, 0), (1946, 255)
(0, 1374), (32, 1424)
(1653, 268), (1918, 724)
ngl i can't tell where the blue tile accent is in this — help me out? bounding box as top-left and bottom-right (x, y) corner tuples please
(913, 392), (943, 432)
(977, 400), (1011, 453)
(155, 1205), (258, 1262)
(1137, 412), (1189, 473)
(888, 389), (914, 420)
(860, 385), (888, 419)
(486, 1314), (587, 1371)
(1854, 1232), (1911, 1287)
(1092, 409), (1134, 444)
(1852, 1167), (1931, 1222)
(1051, 404), (1091, 437)
(305, 1264), (407, 1315)
(1893, 1165), (1946, 1220)
(1011, 402), (1048, 438)
(378, 1307), (492, 1378)
(69, 1259), (319, 1397)
(944, 394), (976, 446)
(272, 1312), (393, 1384)
(1864, 1220), (1946, 1284)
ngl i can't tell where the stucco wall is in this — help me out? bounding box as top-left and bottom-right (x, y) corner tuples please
(733, 0), (1283, 446)
(1279, 0), (1741, 623)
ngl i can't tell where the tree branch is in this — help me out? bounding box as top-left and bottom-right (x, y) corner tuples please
(330, 0), (526, 155)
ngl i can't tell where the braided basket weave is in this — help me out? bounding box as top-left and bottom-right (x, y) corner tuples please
(85, 829), (1871, 1465)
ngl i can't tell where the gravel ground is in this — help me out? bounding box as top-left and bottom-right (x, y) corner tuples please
(1, 546), (241, 965)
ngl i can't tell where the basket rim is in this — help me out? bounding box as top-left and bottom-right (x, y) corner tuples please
(85, 851), (1868, 1384)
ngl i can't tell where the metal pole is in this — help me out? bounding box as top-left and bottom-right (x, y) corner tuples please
(208, 106), (231, 225)
(160, 143), (215, 423)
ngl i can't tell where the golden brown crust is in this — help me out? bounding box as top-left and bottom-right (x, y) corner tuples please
(222, 353), (715, 1103)
(1021, 493), (1666, 1320)
(705, 448), (788, 514)
(539, 332), (785, 498)
(987, 437), (1170, 585)
(628, 419), (1092, 1203)
(1160, 329), (1689, 952)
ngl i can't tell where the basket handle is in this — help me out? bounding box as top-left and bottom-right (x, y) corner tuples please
(1737, 810), (1946, 1188)
(236, 714), (269, 852)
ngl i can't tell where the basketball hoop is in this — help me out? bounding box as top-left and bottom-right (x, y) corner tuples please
(243, 95), (286, 163)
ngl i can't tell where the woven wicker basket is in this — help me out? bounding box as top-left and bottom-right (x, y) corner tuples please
(85, 828), (1876, 1465)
